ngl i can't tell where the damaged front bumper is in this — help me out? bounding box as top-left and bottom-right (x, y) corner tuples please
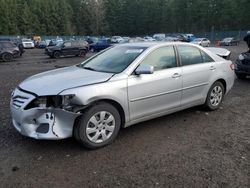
(10, 88), (81, 140)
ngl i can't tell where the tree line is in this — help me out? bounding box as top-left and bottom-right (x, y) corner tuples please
(0, 0), (249, 36)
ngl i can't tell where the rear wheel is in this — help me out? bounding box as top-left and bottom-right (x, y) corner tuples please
(205, 81), (225, 111)
(2, 53), (13, 62)
(74, 102), (121, 149)
(53, 51), (60, 59)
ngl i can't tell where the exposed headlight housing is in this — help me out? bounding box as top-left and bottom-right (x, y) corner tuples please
(25, 94), (75, 110)
(33, 97), (47, 108)
(61, 94), (75, 110)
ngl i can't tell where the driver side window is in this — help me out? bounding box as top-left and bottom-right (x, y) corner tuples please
(141, 46), (177, 71)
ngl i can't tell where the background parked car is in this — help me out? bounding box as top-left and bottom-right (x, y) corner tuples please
(176, 34), (189, 42)
(89, 38), (112, 52)
(0, 38), (24, 56)
(0, 41), (20, 62)
(48, 38), (64, 47)
(143, 36), (156, 42)
(153, 33), (166, 41)
(86, 37), (99, 44)
(36, 41), (47, 49)
(22, 39), (35, 49)
(235, 52), (250, 79)
(111, 36), (124, 43)
(185, 34), (196, 42)
(219, 37), (240, 46)
(191, 38), (210, 47)
(119, 37), (130, 43)
(164, 36), (179, 42)
(45, 40), (89, 58)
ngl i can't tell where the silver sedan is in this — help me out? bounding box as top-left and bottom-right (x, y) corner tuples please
(10, 42), (235, 149)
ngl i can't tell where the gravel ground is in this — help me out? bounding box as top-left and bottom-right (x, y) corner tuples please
(0, 43), (249, 188)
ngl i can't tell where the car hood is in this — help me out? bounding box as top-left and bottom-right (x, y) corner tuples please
(19, 66), (114, 96)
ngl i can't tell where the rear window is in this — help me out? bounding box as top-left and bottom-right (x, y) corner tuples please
(178, 46), (203, 66)
(201, 51), (214, 63)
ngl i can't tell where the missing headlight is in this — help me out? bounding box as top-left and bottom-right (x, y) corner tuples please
(24, 95), (75, 110)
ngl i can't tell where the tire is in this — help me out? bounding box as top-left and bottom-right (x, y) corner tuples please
(2, 53), (13, 62)
(236, 73), (246, 79)
(74, 102), (121, 149)
(53, 51), (60, 59)
(79, 50), (87, 57)
(204, 81), (225, 111)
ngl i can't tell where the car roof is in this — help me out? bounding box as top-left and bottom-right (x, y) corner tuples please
(118, 42), (199, 48)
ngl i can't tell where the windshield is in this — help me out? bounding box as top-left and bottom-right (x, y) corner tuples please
(56, 42), (63, 47)
(223, 38), (232, 42)
(193, 38), (202, 42)
(79, 46), (147, 73)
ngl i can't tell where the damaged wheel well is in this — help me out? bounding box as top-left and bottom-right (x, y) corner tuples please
(73, 99), (126, 130)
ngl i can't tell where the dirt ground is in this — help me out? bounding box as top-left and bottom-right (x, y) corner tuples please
(0, 43), (249, 188)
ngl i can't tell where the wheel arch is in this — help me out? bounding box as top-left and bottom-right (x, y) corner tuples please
(76, 98), (126, 128)
(215, 78), (227, 92)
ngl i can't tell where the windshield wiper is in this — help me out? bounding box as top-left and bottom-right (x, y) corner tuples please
(83, 66), (97, 71)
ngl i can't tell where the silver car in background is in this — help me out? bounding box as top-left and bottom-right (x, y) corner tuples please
(10, 42), (235, 149)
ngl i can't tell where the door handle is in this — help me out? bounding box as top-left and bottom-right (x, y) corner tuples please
(210, 66), (216, 71)
(172, 73), (182, 78)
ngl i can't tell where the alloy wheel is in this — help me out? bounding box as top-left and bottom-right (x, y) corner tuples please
(86, 111), (115, 144)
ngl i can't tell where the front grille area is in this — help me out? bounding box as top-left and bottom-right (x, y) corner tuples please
(12, 95), (29, 108)
(11, 88), (36, 109)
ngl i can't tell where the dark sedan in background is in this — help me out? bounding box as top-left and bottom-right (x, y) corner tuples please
(45, 40), (89, 58)
(219, 37), (240, 46)
(0, 41), (21, 62)
(235, 52), (250, 79)
(89, 38), (112, 52)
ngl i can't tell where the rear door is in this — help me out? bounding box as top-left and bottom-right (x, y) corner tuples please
(128, 46), (182, 121)
(61, 42), (71, 55)
(177, 45), (216, 107)
(61, 41), (76, 55)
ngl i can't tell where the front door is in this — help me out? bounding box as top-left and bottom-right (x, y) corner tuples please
(128, 46), (182, 121)
(61, 42), (74, 56)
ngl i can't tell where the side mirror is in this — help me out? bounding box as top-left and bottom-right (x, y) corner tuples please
(135, 64), (154, 75)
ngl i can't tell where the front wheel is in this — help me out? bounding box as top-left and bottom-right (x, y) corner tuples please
(74, 102), (121, 149)
(2, 53), (13, 62)
(204, 81), (225, 111)
(53, 51), (61, 59)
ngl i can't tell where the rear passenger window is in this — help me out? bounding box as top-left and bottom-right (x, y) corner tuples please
(201, 51), (214, 62)
(178, 46), (203, 66)
(141, 46), (177, 71)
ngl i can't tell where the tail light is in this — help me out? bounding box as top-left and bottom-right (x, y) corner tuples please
(230, 63), (235, 70)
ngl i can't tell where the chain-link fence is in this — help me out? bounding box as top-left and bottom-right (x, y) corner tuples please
(0, 30), (249, 41)
(195, 30), (248, 41)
